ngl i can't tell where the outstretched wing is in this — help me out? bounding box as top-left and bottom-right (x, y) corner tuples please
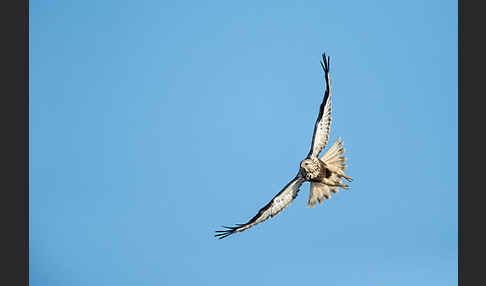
(215, 174), (305, 239)
(307, 52), (332, 159)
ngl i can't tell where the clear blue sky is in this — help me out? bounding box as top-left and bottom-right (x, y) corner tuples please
(30, 1), (457, 285)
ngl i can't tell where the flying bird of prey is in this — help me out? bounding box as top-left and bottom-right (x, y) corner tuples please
(215, 53), (353, 239)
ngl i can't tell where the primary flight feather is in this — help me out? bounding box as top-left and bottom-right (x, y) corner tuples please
(215, 52), (353, 239)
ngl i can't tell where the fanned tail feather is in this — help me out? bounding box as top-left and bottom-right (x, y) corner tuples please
(308, 182), (332, 207)
(320, 137), (352, 182)
(321, 137), (345, 164)
(307, 137), (353, 207)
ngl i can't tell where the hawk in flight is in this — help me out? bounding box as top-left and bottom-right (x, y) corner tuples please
(215, 53), (353, 239)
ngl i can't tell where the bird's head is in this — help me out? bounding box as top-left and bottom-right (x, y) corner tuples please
(300, 159), (315, 173)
